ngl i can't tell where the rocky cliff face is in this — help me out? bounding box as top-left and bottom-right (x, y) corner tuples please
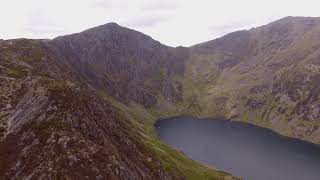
(46, 23), (187, 107)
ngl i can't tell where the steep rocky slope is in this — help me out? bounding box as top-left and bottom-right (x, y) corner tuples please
(46, 23), (187, 107)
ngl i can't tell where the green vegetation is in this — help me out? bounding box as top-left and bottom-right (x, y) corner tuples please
(98, 92), (237, 180)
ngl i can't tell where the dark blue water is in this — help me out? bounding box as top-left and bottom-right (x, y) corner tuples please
(155, 117), (320, 180)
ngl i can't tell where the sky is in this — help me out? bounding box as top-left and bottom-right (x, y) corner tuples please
(1, 0), (320, 47)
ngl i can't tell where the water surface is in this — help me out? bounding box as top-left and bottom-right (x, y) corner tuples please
(155, 117), (320, 180)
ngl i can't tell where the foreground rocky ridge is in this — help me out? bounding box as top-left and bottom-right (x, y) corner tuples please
(0, 39), (174, 179)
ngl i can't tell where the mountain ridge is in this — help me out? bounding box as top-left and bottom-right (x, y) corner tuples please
(1, 16), (320, 179)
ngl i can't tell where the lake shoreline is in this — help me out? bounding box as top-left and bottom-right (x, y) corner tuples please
(155, 117), (320, 180)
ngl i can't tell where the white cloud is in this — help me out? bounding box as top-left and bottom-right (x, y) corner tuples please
(0, 0), (320, 46)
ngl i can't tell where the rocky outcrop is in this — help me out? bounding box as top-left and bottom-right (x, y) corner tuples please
(1, 83), (181, 179)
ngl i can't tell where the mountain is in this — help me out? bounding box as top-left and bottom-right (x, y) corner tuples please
(0, 26), (233, 179)
(46, 23), (187, 107)
(187, 16), (320, 143)
(1, 16), (320, 179)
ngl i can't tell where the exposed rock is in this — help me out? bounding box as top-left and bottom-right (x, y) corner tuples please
(246, 99), (266, 109)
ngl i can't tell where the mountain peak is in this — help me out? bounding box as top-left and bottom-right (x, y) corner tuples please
(104, 22), (119, 26)
(77, 22), (124, 35)
(54, 21), (158, 42)
(269, 16), (320, 25)
(94, 22), (121, 29)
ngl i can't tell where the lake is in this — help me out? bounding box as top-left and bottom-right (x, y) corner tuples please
(155, 117), (320, 180)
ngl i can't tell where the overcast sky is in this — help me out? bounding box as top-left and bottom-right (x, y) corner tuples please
(1, 0), (320, 46)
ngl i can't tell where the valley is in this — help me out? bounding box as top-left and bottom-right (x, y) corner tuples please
(1, 16), (320, 179)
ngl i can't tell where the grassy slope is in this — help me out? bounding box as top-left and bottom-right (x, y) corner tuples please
(177, 24), (320, 144)
(178, 54), (320, 143)
(99, 93), (238, 180)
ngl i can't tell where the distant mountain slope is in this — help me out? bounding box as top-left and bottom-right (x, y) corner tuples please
(186, 16), (320, 143)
